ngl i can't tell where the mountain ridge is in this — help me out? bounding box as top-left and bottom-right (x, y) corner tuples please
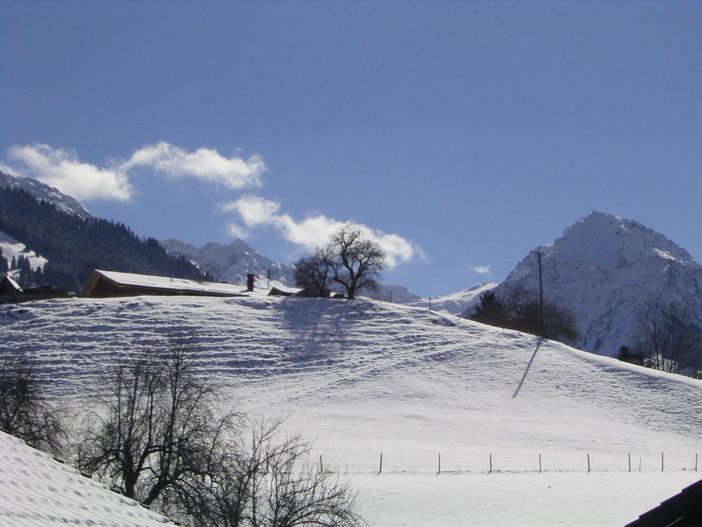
(0, 170), (92, 219)
(492, 210), (702, 357)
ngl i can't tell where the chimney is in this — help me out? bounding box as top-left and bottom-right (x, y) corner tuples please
(246, 274), (255, 292)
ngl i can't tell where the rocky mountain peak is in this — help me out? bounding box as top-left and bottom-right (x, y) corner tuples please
(495, 211), (702, 356)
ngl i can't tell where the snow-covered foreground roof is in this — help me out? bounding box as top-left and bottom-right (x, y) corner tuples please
(1, 295), (701, 526)
(0, 431), (175, 527)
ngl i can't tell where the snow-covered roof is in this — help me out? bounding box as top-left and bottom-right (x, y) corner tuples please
(87, 269), (248, 297)
(268, 283), (303, 296)
(2, 274), (22, 293)
(0, 431), (177, 526)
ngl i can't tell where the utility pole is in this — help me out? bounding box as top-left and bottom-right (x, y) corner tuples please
(538, 251), (544, 337)
(267, 269), (271, 289)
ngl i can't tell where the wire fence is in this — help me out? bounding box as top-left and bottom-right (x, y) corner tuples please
(312, 451), (701, 476)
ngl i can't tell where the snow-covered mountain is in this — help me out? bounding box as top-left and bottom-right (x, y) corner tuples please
(2, 295), (701, 526)
(0, 170), (91, 219)
(492, 211), (702, 357)
(408, 282), (498, 315)
(160, 238), (297, 286)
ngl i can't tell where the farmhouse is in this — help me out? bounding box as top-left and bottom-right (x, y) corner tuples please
(81, 269), (249, 298)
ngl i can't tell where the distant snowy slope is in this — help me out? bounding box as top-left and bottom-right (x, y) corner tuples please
(493, 211), (702, 356)
(0, 230), (47, 272)
(0, 170), (91, 219)
(359, 283), (421, 304)
(408, 281), (498, 314)
(0, 431), (175, 527)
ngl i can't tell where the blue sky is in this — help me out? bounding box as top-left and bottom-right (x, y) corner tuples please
(1, 1), (701, 296)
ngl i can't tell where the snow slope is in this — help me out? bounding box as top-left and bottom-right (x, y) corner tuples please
(0, 230), (47, 273)
(1, 295), (701, 525)
(0, 431), (175, 526)
(493, 211), (702, 356)
(408, 281), (498, 315)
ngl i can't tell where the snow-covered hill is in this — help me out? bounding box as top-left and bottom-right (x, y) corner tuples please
(0, 431), (176, 527)
(1, 295), (700, 525)
(0, 170), (91, 219)
(492, 211), (702, 357)
(408, 281), (498, 315)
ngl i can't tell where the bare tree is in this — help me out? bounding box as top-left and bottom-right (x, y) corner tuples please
(0, 354), (65, 454)
(293, 247), (334, 297)
(76, 337), (366, 527)
(635, 300), (701, 374)
(77, 335), (239, 512)
(329, 227), (385, 299)
(293, 227), (386, 300)
(191, 417), (366, 527)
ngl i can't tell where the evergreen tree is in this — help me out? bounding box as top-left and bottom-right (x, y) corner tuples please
(0, 186), (207, 292)
(469, 290), (510, 326)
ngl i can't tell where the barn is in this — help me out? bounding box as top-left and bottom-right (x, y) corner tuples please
(81, 269), (249, 298)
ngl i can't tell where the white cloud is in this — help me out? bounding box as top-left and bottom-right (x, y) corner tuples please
(5, 142), (265, 202)
(220, 195), (281, 226)
(221, 195), (421, 268)
(8, 144), (134, 202)
(225, 222), (249, 239)
(123, 142), (265, 189)
(471, 265), (491, 275)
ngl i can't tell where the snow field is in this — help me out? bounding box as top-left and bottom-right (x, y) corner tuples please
(1, 295), (701, 526)
(350, 471), (702, 527)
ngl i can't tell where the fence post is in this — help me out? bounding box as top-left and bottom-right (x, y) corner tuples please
(319, 454), (324, 472)
(587, 454), (591, 473)
(695, 453), (698, 472)
(639, 457), (642, 472)
(378, 453), (383, 475)
(488, 454), (493, 475)
(437, 453), (441, 475)
(538, 454), (542, 474)
(628, 453), (631, 473)
(661, 452), (664, 472)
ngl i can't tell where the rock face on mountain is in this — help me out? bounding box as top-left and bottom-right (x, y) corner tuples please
(0, 170), (91, 219)
(160, 238), (297, 286)
(492, 211), (702, 357)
